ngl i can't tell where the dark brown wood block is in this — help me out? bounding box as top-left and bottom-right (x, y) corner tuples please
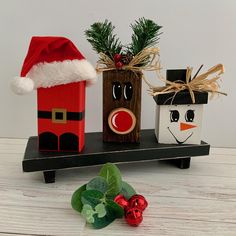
(103, 70), (142, 143)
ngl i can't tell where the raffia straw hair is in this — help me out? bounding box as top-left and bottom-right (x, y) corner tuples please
(147, 64), (226, 103)
(96, 47), (161, 73)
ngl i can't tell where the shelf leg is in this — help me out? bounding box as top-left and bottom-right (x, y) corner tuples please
(43, 171), (56, 183)
(176, 157), (191, 169)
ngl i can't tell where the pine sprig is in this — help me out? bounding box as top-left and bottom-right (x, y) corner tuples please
(85, 20), (122, 59)
(128, 18), (162, 56)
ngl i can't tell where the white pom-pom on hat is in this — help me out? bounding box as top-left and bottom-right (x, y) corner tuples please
(10, 77), (34, 95)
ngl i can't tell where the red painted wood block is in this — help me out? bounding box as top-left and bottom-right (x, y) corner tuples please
(37, 81), (86, 152)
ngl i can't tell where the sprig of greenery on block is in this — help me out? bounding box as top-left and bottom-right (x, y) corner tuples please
(85, 20), (122, 59)
(128, 18), (162, 56)
(71, 163), (136, 229)
(85, 18), (162, 65)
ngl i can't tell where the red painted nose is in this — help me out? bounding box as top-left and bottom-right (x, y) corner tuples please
(108, 108), (136, 134)
(180, 122), (197, 131)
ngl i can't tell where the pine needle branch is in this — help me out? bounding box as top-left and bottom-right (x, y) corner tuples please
(85, 20), (122, 59)
(128, 18), (162, 56)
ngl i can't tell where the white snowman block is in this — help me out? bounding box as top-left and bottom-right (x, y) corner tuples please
(153, 68), (208, 145)
(155, 104), (204, 145)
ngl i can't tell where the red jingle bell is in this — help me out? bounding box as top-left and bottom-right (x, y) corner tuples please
(114, 194), (129, 209)
(114, 53), (122, 62)
(129, 194), (148, 211)
(125, 207), (143, 226)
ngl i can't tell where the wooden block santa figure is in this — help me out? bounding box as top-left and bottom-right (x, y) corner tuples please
(152, 65), (225, 145)
(11, 36), (96, 152)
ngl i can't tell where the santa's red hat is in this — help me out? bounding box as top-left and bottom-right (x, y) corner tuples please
(11, 36), (97, 94)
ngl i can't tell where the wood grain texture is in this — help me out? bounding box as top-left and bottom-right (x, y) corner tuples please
(0, 138), (236, 235)
(103, 70), (142, 143)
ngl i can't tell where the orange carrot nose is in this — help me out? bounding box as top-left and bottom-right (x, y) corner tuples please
(180, 122), (197, 131)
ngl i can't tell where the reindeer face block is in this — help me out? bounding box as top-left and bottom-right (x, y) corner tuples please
(154, 69), (208, 145)
(103, 70), (142, 143)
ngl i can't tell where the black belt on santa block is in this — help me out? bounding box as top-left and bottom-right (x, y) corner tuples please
(38, 110), (85, 121)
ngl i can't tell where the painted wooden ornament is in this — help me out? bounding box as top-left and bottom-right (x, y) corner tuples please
(85, 19), (162, 144)
(12, 36), (96, 152)
(103, 70), (142, 143)
(154, 69), (208, 145)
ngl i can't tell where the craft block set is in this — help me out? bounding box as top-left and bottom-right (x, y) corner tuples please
(11, 18), (225, 181)
(10, 17), (226, 229)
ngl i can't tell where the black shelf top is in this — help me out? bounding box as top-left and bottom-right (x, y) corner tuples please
(22, 129), (210, 172)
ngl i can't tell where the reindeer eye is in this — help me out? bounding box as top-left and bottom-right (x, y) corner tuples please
(185, 110), (195, 122)
(170, 110), (179, 122)
(112, 82), (122, 100)
(124, 82), (133, 100)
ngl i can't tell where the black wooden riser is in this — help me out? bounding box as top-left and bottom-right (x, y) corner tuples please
(22, 129), (210, 173)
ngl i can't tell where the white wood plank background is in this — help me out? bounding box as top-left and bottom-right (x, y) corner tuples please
(0, 138), (235, 236)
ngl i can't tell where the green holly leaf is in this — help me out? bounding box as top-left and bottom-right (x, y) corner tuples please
(86, 176), (108, 193)
(95, 203), (106, 218)
(106, 200), (124, 218)
(120, 181), (136, 200)
(99, 163), (122, 197)
(81, 190), (104, 208)
(71, 184), (87, 212)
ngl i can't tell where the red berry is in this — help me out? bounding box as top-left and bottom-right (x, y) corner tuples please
(114, 194), (129, 209)
(125, 207), (143, 226)
(114, 53), (122, 62)
(129, 194), (148, 211)
(115, 61), (123, 69)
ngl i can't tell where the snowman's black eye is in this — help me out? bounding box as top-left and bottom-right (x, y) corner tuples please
(112, 82), (122, 100)
(170, 110), (179, 122)
(124, 82), (133, 100)
(185, 110), (195, 122)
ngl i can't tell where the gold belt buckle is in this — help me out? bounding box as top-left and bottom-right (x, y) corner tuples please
(52, 108), (67, 123)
